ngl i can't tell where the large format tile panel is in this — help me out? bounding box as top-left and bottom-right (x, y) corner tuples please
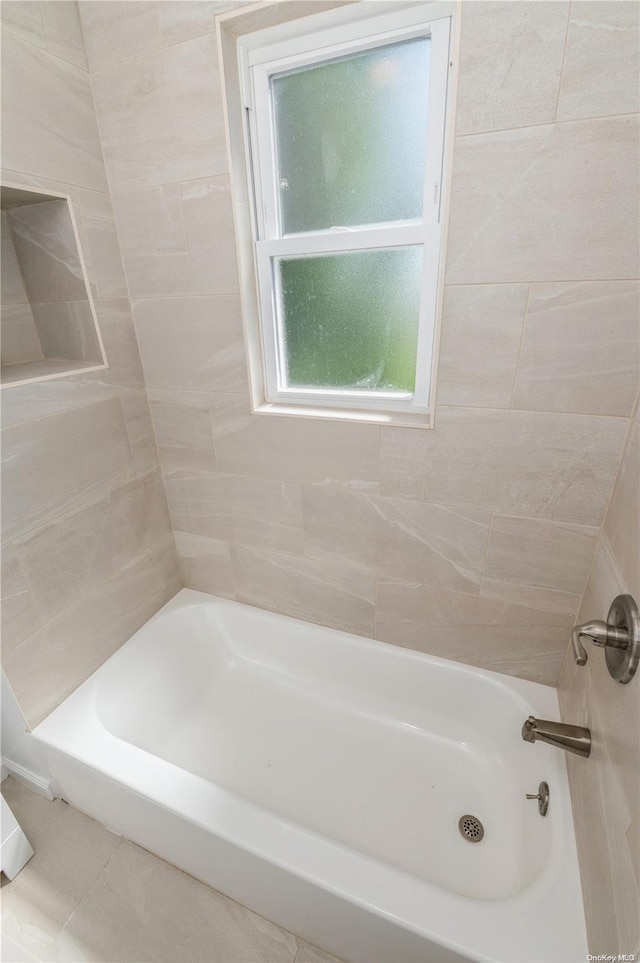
(12, 470), (173, 623)
(90, 35), (227, 192)
(230, 543), (376, 639)
(133, 296), (247, 393)
(603, 411), (640, 595)
(148, 389), (217, 473)
(2, 552), (165, 727)
(479, 515), (599, 615)
(447, 115), (639, 283)
(380, 407), (628, 525)
(0, 31), (107, 190)
(0, 544), (42, 655)
(512, 281), (640, 417)
(376, 579), (573, 685)
(456, 1), (569, 135)
(302, 487), (490, 594)
(557, 1), (640, 122)
(437, 283), (528, 408)
(209, 393), (381, 489)
(165, 470), (303, 554)
(1, 399), (136, 542)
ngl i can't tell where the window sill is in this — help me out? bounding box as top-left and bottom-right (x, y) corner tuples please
(253, 399), (434, 429)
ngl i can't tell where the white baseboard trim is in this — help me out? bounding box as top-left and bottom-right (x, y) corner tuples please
(1, 758), (56, 800)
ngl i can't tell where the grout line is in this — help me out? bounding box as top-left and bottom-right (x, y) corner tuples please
(554, 0), (573, 124)
(436, 403), (631, 421)
(478, 511), (495, 596)
(508, 282), (532, 409)
(454, 108), (639, 141)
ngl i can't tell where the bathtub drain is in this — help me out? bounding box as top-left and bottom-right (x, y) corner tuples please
(458, 815), (484, 842)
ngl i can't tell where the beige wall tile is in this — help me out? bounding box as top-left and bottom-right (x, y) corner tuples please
(8, 200), (88, 303)
(1, 2), (45, 48)
(447, 115), (639, 284)
(1, 303), (44, 366)
(12, 496), (105, 623)
(31, 301), (102, 364)
(82, 210), (128, 300)
(46, 840), (298, 963)
(112, 186), (191, 299)
(0, 31), (107, 191)
(175, 531), (235, 597)
(0, 376), (124, 427)
(119, 391), (164, 476)
(1, 399), (135, 542)
(158, 2), (249, 47)
(40, 1), (87, 70)
(133, 296), (247, 393)
(604, 418), (640, 596)
(91, 300), (145, 390)
(180, 177), (239, 295)
(153, 532), (183, 599)
(210, 393), (380, 488)
(3, 552), (165, 727)
(90, 35), (227, 192)
(302, 487), (490, 594)
(0, 544), (42, 654)
(626, 807), (640, 896)
(557, 1), (640, 122)
(380, 407), (627, 525)
(231, 543), (376, 638)
(437, 283), (528, 407)
(78, 1), (161, 72)
(456, 1), (569, 135)
(513, 281), (640, 417)
(562, 711), (621, 952)
(164, 470), (303, 554)
(148, 389), (217, 473)
(1, 212), (30, 303)
(13, 470), (173, 624)
(376, 579), (572, 685)
(480, 515), (599, 615)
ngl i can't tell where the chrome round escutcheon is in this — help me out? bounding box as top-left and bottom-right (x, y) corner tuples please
(606, 594), (640, 684)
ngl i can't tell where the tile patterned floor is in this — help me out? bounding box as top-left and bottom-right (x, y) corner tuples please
(1, 778), (343, 963)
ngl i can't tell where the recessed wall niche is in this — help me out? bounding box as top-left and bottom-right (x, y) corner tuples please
(1, 183), (106, 387)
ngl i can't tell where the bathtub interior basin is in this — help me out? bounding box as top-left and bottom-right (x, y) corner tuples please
(33, 589), (588, 963)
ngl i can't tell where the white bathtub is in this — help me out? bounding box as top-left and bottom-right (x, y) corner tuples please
(33, 589), (587, 963)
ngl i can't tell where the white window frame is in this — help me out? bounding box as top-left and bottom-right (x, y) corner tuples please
(222, 2), (459, 428)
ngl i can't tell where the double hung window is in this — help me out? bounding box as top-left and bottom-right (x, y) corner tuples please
(236, 3), (456, 426)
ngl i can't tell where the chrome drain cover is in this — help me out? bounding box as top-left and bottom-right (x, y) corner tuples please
(459, 814), (484, 842)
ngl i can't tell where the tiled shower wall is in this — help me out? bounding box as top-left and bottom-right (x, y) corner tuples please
(559, 391), (640, 956)
(0, 0), (182, 728)
(78, 0), (639, 687)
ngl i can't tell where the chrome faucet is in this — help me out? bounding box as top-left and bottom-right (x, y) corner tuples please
(522, 716), (591, 758)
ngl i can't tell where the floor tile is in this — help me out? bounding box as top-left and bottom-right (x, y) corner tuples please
(44, 841), (299, 963)
(1, 778), (122, 959)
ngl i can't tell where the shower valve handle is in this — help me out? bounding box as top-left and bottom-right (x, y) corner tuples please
(570, 594), (639, 684)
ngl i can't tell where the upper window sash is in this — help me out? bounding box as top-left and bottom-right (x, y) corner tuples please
(246, 14), (451, 244)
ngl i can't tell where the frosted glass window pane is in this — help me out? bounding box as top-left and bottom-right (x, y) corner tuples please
(272, 38), (430, 234)
(276, 247), (423, 393)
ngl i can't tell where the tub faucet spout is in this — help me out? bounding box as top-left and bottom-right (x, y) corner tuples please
(521, 716), (591, 758)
